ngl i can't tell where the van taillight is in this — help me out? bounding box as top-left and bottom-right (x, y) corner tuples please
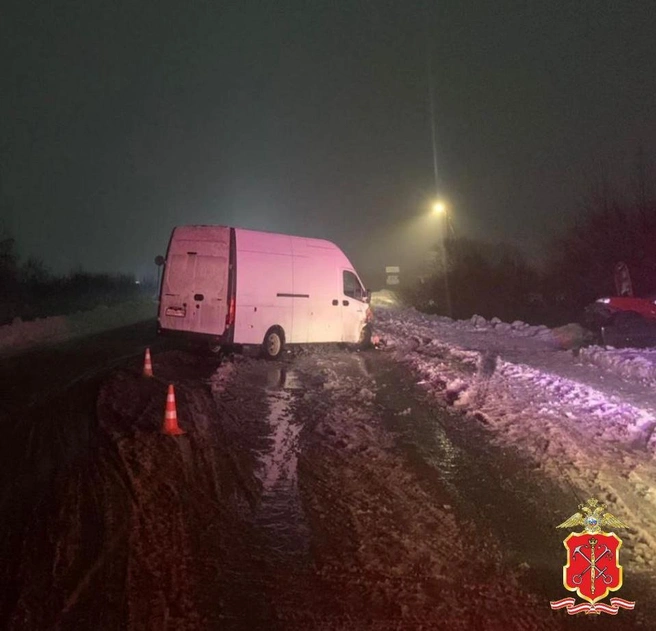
(226, 297), (236, 329)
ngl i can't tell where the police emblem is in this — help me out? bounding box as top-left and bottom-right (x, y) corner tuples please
(550, 498), (635, 615)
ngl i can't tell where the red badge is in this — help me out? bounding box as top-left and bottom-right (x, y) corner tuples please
(550, 499), (635, 615)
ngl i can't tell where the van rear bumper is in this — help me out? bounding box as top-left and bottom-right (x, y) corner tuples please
(156, 324), (234, 345)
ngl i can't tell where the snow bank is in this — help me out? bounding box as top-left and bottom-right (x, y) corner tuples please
(0, 299), (157, 356)
(580, 345), (656, 385)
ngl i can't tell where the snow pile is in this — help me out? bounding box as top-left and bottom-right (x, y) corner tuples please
(374, 305), (656, 572)
(580, 345), (656, 384)
(0, 299), (157, 355)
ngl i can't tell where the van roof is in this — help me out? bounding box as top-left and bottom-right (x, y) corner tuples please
(172, 225), (229, 241)
(173, 225), (339, 250)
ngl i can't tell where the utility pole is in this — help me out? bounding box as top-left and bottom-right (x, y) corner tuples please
(427, 39), (452, 318)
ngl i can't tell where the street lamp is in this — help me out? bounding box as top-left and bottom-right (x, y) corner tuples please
(432, 200), (446, 215)
(429, 200), (452, 318)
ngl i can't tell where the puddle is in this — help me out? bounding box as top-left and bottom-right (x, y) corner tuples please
(265, 365), (304, 391)
(259, 390), (301, 491)
(255, 368), (309, 558)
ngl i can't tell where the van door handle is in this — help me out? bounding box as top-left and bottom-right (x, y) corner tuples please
(342, 300), (349, 306)
(332, 299), (338, 306)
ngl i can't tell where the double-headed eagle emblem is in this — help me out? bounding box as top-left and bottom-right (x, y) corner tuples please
(557, 498), (628, 534)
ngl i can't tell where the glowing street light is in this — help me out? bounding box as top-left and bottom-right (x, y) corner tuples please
(432, 200), (446, 215)
(428, 199), (452, 318)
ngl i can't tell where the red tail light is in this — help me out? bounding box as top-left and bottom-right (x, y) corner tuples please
(225, 297), (236, 329)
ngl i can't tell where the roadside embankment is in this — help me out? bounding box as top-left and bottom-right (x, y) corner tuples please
(0, 299), (157, 356)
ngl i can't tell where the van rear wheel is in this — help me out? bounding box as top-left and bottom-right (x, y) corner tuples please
(262, 327), (284, 360)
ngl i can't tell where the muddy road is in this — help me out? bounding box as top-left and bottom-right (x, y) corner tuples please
(1, 330), (649, 629)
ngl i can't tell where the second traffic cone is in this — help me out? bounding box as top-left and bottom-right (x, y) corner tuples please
(143, 347), (154, 377)
(162, 384), (185, 436)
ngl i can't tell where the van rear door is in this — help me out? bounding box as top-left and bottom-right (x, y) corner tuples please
(159, 226), (231, 335)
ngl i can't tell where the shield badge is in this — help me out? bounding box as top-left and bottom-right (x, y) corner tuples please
(563, 532), (622, 603)
(550, 499), (636, 615)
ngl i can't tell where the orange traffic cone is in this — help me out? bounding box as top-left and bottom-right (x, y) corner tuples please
(143, 347), (154, 377)
(162, 384), (185, 435)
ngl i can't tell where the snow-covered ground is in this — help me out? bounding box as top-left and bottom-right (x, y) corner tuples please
(371, 290), (656, 575)
(0, 299), (157, 356)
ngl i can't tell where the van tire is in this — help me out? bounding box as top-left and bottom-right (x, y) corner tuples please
(262, 327), (284, 360)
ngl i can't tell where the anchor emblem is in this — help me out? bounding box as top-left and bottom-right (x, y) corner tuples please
(570, 539), (613, 593)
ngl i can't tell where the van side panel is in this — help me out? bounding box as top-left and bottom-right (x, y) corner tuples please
(233, 229), (293, 345)
(289, 252), (309, 343)
(291, 238), (343, 343)
(158, 226), (230, 335)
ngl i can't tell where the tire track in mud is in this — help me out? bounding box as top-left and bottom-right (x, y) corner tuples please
(4, 350), (260, 630)
(289, 349), (633, 630)
(10, 349), (318, 631)
(7, 341), (651, 629)
(0, 376), (108, 630)
(363, 351), (654, 629)
(255, 367), (309, 557)
(0, 321), (171, 627)
(390, 333), (656, 588)
(97, 351), (267, 631)
(185, 348), (568, 629)
(208, 357), (316, 630)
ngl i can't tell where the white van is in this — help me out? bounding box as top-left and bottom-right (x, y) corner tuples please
(156, 225), (373, 358)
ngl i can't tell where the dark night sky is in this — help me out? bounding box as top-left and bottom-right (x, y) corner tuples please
(2, 1), (656, 285)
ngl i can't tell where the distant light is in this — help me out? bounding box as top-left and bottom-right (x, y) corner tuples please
(135, 280), (141, 285)
(433, 201), (446, 214)
(597, 297), (610, 304)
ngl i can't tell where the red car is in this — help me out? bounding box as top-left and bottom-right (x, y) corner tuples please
(587, 296), (656, 323)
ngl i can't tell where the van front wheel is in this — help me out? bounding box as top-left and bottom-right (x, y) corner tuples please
(262, 327), (284, 360)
